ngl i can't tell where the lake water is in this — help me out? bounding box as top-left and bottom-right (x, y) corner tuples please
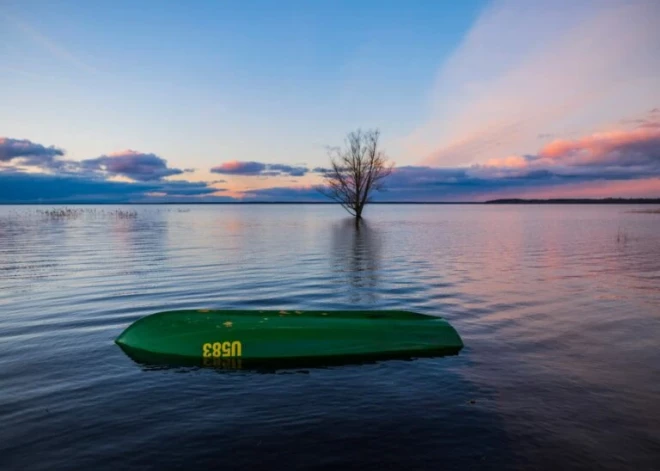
(1, 204), (659, 470)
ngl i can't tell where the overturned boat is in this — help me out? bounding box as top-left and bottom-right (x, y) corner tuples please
(115, 309), (464, 369)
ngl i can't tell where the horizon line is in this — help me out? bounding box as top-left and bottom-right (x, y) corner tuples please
(2, 198), (660, 205)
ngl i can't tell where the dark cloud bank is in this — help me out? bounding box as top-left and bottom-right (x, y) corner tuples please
(0, 171), (222, 203)
(0, 138), (220, 203)
(211, 161), (311, 177)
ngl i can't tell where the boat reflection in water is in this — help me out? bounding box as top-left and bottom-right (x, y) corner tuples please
(117, 341), (463, 373)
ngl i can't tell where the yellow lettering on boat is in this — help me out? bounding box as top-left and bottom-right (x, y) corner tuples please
(202, 343), (212, 358)
(212, 342), (222, 357)
(201, 341), (242, 358)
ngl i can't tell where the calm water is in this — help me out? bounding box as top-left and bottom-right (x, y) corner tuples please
(1, 204), (659, 470)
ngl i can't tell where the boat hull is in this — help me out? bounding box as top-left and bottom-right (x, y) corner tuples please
(115, 309), (464, 369)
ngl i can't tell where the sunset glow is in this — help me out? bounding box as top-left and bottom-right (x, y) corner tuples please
(1, 0), (658, 202)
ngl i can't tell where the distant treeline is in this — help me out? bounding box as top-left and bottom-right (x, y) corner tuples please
(484, 198), (660, 204)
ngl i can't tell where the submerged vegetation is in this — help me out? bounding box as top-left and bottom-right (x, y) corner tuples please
(37, 208), (85, 219)
(616, 227), (629, 244)
(627, 208), (660, 214)
(36, 208), (138, 219)
(1, 206), (200, 224)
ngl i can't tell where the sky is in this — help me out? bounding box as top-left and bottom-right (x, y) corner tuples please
(1, 0), (659, 203)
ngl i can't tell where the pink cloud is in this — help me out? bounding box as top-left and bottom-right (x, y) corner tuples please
(539, 126), (660, 165)
(211, 161), (266, 175)
(468, 113), (660, 181)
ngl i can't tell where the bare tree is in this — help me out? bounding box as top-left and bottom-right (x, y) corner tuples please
(317, 128), (394, 220)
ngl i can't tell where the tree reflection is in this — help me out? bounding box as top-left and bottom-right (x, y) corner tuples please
(330, 218), (382, 305)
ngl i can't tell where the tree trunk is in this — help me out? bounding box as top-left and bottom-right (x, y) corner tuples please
(355, 204), (363, 221)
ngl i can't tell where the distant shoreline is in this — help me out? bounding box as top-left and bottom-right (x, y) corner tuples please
(2, 198), (660, 205)
(483, 198), (660, 204)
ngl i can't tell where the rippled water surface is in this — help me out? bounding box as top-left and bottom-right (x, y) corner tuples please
(1, 204), (659, 470)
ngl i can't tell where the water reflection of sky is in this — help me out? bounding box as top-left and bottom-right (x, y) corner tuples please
(0, 204), (659, 470)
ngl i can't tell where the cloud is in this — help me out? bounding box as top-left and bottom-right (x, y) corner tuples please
(236, 115), (660, 201)
(0, 137), (65, 166)
(210, 160), (309, 177)
(0, 138), (218, 202)
(538, 130), (660, 166)
(0, 171), (150, 203)
(1, 138), (187, 183)
(80, 150), (186, 181)
(470, 119), (660, 179)
(373, 118), (660, 200)
(496, 177), (660, 200)
(152, 180), (220, 197)
(4, 118), (657, 203)
(0, 171), (219, 203)
(624, 108), (660, 130)
(268, 164), (308, 177)
(408, 0), (660, 167)
(240, 185), (328, 202)
(211, 161), (266, 175)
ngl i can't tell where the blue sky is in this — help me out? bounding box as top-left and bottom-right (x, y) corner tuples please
(1, 0), (659, 202)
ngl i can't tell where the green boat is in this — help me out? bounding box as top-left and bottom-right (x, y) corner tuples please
(115, 309), (464, 370)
